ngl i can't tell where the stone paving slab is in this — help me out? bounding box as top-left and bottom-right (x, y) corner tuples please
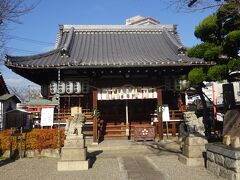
(119, 156), (164, 180)
(147, 154), (225, 180)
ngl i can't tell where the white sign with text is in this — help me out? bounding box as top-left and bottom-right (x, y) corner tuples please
(162, 104), (170, 122)
(41, 108), (54, 127)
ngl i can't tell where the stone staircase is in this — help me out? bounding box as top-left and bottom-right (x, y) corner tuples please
(82, 112), (93, 136)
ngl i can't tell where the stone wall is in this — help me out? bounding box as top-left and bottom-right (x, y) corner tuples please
(206, 143), (240, 180)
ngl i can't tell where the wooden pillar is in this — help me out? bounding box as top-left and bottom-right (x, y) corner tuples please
(171, 111), (176, 136)
(92, 89), (98, 109)
(172, 122), (176, 137)
(92, 90), (98, 144)
(157, 88), (163, 140)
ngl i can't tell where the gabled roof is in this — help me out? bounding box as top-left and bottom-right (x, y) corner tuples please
(125, 15), (161, 25)
(5, 17), (211, 70)
(5, 109), (27, 114)
(0, 94), (21, 103)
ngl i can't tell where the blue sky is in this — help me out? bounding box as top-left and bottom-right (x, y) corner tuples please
(1, 0), (216, 88)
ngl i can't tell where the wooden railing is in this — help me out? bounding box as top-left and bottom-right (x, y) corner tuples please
(153, 110), (184, 138)
(165, 110), (184, 136)
(53, 113), (71, 123)
(40, 109), (184, 140)
(169, 110), (184, 120)
(52, 109), (94, 123)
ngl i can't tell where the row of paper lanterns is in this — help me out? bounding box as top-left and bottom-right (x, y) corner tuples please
(49, 80), (89, 94)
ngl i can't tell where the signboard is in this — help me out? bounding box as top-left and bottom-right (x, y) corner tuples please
(97, 87), (157, 100)
(162, 104), (170, 122)
(41, 108), (54, 127)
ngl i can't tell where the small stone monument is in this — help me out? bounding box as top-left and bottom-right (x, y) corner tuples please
(178, 111), (208, 166)
(222, 109), (240, 148)
(57, 113), (89, 171)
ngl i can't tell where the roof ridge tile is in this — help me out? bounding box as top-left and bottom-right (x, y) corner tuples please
(61, 24), (176, 32)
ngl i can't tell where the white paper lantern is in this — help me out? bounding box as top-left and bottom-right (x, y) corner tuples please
(49, 81), (57, 94)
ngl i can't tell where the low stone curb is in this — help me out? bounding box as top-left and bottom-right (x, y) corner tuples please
(2, 149), (59, 158)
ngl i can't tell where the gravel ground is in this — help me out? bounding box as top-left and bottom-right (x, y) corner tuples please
(0, 157), (121, 180)
(0, 140), (225, 180)
(0, 150), (225, 180)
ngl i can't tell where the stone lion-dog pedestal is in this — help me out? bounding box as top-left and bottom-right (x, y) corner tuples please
(179, 135), (208, 166)
(178, 112), (208, 166)
(58, 114), (89, 171)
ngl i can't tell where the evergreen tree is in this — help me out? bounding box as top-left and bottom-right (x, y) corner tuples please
(187, 0), (240, 137)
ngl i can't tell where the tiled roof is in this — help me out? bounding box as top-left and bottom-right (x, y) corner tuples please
(5, 24), (208, 69)
(26, 98), (58, 106)
(0, 94), (21, 102)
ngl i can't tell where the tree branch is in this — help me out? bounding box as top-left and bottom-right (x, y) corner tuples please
(0, 0), (39, 61)
(188, 0), (198, 7)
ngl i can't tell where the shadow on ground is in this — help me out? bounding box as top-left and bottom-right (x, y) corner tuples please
(146, 140), (182, 154)
(0, 158), (16, 167)
(87, 150), (103, 168)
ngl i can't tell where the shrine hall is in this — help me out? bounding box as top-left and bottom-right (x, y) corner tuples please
(5, 16), (211, 143)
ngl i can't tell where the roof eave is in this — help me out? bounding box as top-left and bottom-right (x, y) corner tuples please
(5, 61), (213, 70)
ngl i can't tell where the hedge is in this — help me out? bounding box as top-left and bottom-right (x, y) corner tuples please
(0, 128), (65, 154)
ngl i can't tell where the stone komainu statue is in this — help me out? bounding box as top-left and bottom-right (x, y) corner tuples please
(65, 113), (86, 136)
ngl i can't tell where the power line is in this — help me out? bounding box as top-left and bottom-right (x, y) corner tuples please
(6, 46), (41, 54)
(4, 33), (55, 54)
(7, 34), (55, 46)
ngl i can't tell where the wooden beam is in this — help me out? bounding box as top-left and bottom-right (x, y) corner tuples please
(157, 88), (163, 140)
(92, 90), (98, 144)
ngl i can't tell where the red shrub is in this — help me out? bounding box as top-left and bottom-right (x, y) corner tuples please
(0, 128), (65, 153)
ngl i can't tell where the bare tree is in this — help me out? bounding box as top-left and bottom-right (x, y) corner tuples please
(0, 0), (39, 61)
(166, 0), (224, 11)
(8, 85), (41, 102)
